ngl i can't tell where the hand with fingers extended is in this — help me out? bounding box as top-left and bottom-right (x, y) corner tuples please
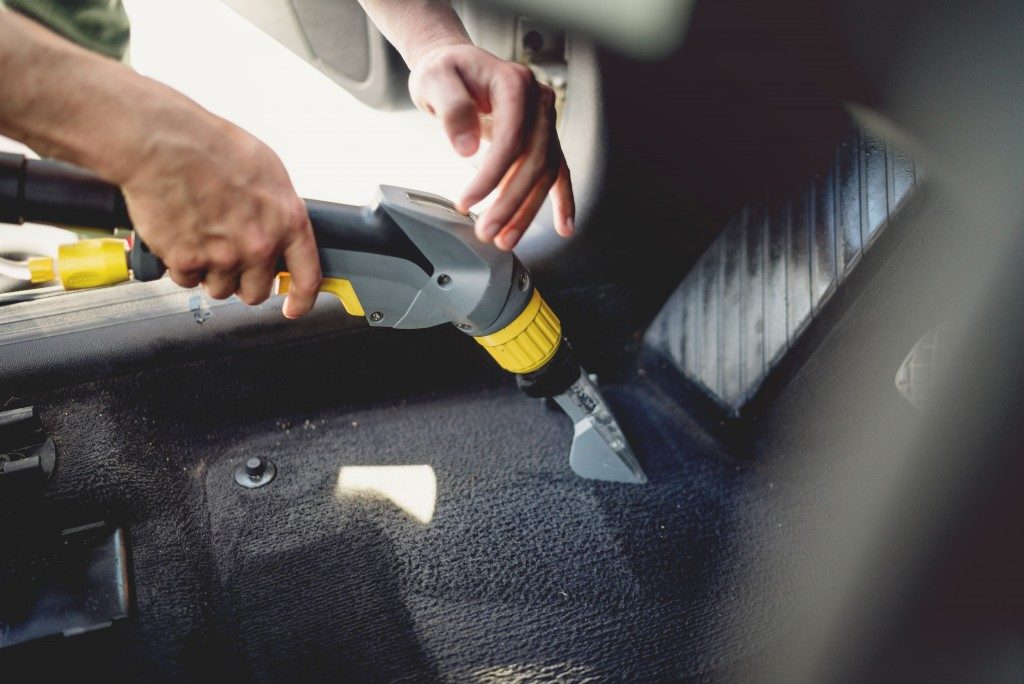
(408, 44), (575, 251)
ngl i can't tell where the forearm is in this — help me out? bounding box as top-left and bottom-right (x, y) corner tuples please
(0, 10), (216, 184)
(358, 0), (471, 68)
(0, 10), (321, 315)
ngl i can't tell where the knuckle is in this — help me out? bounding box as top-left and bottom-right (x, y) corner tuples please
(248, 235), (278, 263)
(164, 246), (202, 273)
(247, 136), (272, 164)
(435, 52), (457, 70)
(421, 52), (456, 77)
(208, 252), (240, 272)
(292, 194), (307, 215)
(501, 69), (528, 94)
(444, 100), (477, 128)
(295, 274), (323, 296)
(272, 196), (299, 228)
(283, 197), (308, 230)
(508, 63), (533, 82)
(491, 203), (515, 224)
(286, 262), (322, 296)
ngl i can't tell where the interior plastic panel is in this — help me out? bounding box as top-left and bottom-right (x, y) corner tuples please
(220, 0), (410, 109)
(0, 523), (129, 649)
(0, 280), (366, 397)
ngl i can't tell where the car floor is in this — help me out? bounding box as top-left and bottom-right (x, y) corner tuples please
(1, 321), (793, 681)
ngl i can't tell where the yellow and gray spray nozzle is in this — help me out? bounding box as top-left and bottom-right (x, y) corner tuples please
(0, 152), (646, 484)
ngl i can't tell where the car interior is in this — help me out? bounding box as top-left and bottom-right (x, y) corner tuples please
(2, 0), (1023, 680)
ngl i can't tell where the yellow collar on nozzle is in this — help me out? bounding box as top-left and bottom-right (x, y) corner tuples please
(475, 290), (562, 374)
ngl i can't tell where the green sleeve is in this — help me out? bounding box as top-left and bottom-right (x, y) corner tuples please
(3, 0), (130, 60)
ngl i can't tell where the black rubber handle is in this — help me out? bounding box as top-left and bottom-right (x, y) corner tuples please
(126, 202), (394, 282)
(0, 152), (433, 282)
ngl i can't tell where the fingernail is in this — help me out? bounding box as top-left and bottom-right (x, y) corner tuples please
(477, 221), (501, 241)
(564, 216), (575, 235)
(282, 299), (298, 319)
(454, 133), (476, 156)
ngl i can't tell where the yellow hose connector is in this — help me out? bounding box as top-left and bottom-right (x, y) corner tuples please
(27, 256), (56, 284)
(50, 238), (130, 290)
(476, 290), (561, 373)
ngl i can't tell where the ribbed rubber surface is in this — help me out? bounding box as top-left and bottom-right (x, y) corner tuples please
(645, 125), (918, 410)
(291, 0), (370, 82)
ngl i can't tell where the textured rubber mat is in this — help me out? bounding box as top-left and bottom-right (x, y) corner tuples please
(646, 125), (917, 410)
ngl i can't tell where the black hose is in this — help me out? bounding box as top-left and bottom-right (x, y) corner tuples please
(0, 152), (130, 229)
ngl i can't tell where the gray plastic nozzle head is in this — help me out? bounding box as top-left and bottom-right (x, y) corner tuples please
(552, 370), (648, 484)
(517, 342), (647, 484)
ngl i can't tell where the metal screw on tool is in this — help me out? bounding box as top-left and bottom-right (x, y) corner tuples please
(437, 273), (452, 288)
(518, 272), (529, 291)
(456, 322), (472, 330)
(234, 456), (276, 488)
(369, 311), (384, 322)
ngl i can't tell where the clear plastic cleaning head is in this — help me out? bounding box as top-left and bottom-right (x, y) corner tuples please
(552, 370), (647, 484)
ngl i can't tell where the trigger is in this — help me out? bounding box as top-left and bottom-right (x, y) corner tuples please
(274, 273), (365, 317)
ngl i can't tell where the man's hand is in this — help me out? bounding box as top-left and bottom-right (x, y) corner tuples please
(119, 104), (321, 317)
(409, 44), (575, 251)
(358, 0), (575, 251)
(0, 10), (320, 317)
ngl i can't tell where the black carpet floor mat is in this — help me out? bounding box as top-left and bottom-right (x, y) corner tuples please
(1, 327), (790, 680)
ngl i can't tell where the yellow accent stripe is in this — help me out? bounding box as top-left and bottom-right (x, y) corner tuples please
(275, 273), (365, 317)
(475, 290), (561, 373)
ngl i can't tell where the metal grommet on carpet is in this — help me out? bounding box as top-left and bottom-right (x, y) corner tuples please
(234, 456), (276, 488)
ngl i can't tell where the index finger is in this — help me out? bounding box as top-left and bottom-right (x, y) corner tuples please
(280, 217), (322, 319)
(456, 70), (532, 212)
